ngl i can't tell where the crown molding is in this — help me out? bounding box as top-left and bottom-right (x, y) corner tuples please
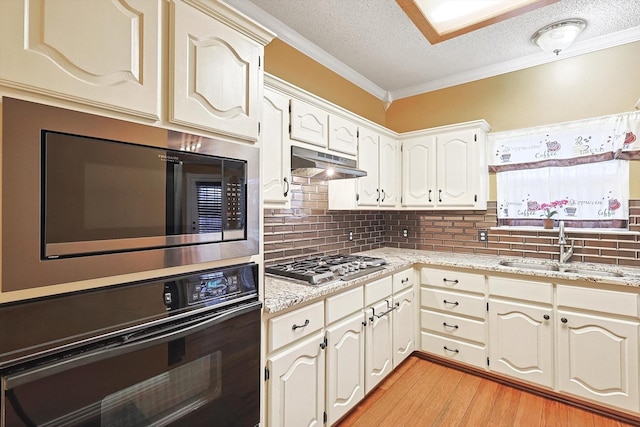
(224, 0), (639, 103)
(391, 26), (640, 100)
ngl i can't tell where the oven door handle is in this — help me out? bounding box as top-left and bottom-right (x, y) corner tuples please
(4, 301), (262, 390)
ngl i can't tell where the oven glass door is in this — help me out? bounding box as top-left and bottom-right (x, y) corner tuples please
(2, 302), (261, 427)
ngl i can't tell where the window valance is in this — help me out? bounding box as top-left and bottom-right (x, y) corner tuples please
(489, 111), (640, 173)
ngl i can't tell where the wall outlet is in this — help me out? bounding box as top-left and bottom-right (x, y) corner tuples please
(478, 229), (488, 242)
(348, 230), (353, 241)
(402, 228), (409, 238)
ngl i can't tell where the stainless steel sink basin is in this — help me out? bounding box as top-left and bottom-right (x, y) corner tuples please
(499, 260), (625, 278)
(559, 268), (625, 278)
(498, 261), (559, 271)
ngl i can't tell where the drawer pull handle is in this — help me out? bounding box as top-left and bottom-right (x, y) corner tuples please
(443, 278), (459, 284)
(292, 319), (310, 330)
(543, 314), (550, 320)
(443, 299), (459, 306)
(443, 346), (459, 354)
(401, 278), (409, 284)
(443, 322), (459, 329)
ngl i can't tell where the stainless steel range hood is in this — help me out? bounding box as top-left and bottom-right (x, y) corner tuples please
(291, 146), (366, 180)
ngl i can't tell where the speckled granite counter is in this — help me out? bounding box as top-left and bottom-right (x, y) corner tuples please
(263, 248), (640, 314)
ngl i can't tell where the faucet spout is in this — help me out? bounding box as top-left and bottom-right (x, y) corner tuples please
(558, 221), (573, 263)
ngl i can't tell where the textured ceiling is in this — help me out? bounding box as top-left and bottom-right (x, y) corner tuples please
(224, 0), (640, 101)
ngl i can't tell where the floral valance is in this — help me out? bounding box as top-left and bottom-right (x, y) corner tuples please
(489, 111), (640, 172)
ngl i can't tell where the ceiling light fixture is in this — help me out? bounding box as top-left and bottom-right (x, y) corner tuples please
(531, 19), (586, 55)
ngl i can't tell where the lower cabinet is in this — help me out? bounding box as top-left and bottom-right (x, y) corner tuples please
(364, 277), (394, 393)
(420, 267), (487, 369)
(325, 312), (365, 425)
(267, 331), (326, 427)
(556, 285), (640, 412)
(487, 276), (554, 388)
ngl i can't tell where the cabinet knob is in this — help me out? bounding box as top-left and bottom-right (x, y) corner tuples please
(543, 314), (550, 320)
(561, 317), (568, 324)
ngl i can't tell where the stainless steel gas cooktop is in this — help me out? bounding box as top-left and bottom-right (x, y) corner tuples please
(265, 254), (387, 285)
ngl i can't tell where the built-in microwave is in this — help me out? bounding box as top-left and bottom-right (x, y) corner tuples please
(2, 98), (259, 292)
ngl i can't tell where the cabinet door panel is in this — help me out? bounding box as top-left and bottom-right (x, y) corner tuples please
(329, 115), (358, 155)
(326, 313), (365, 425)
(290, 99), (328, 147)
(267, 332), (325, 427)
(436, 130), (477, 207)
(557, 310), (639, 412)
(379, 135), (398, 207)
(489, 299), (553, 388)
(263, 89), (291, 206)
(171, 0), (262, 140)
(357, 128), (380, 206)
(393, 288), (415, 367)
(0, 0), (160, 118)
(365, 299), (393, 393)
(401, 138), (436, 207)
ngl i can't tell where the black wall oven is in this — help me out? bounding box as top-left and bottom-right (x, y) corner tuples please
(0, 263), (261, 427)
(2, 97), (259, 292)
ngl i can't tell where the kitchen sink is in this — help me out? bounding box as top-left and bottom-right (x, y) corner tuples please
(498, 260), (625, 278)
(498, 261), (559, 271)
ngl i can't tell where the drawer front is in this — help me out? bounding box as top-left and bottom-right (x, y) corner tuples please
(365, 276), (393, 306)
(326, 286), (364, 324)
(269, 301), (325, 352)
(557, 285), (639, 318)
(488, 276), (553, 304)
(421, 268), (485, 294)
(393, 269), (414, 293)
(421, 331), (486, 369)
(421, 288), (486, 320)
(420, 309), (486, 344)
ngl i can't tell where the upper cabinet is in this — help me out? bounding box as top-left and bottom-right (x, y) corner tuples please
(400, 121), (490, 210)
(0, 0), (162, 119)
(0, 0), (274, 140)
(262, 88), (291, 207)
(328, 114), (358, 156)
(357, 128), (399, 207)
(290, 99), (329, 148)
(170, 0), (274, 141)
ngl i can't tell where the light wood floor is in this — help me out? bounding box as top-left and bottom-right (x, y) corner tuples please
(336, 356), (638, 427)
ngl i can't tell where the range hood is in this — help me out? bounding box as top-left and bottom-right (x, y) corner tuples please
(291, 146), (367, 180)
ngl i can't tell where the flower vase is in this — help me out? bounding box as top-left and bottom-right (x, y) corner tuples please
(543, 218), (554, 229)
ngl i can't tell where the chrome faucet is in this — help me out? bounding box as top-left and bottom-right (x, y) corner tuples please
(558, 221), (574, 264)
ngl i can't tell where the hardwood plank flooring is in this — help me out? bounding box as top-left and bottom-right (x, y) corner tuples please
(336, 357), (638, 427)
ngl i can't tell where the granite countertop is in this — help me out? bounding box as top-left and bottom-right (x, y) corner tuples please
(263, 248), (640, 314)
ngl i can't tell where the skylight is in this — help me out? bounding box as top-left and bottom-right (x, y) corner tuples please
(397, 0), (559, 44)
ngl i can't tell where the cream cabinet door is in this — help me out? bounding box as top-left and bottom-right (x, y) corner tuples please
(436, 129), (479, 207)
(267, 332), (326, 427)
(290, 99), (328, 147)
(357, 128), (380, 207)
(393, 287), (415, 367)
(488, 299), (553, 388)
(170, 0), (263, 140)
(0, 0), (161, 119)
(401, 137), (436, 208)
(364, 299), (393, 393)
(379, 134), (399, 207)
(263, 88), (291, 206)
(557, 310), (639, 412)
(325, 312), (365, 426)
(329, 115), (358, 156)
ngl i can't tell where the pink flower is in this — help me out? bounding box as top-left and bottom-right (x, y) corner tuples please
(539, 199), (568, 218)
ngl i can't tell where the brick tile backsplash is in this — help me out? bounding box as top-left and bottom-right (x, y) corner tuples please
(264, 180), (640, 267)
